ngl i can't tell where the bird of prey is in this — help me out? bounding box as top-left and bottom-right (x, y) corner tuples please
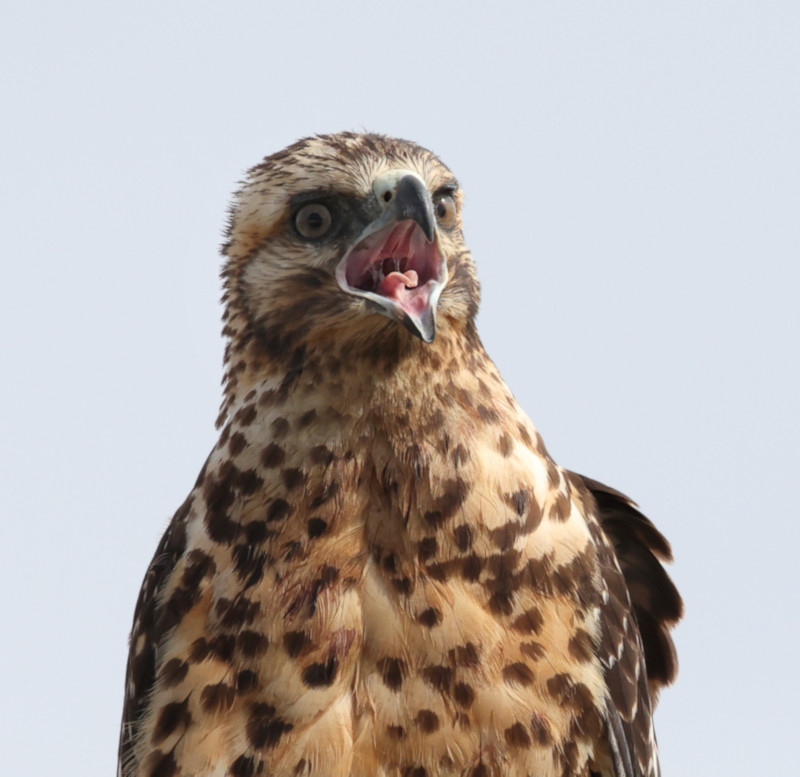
(119, 132), (682, 777)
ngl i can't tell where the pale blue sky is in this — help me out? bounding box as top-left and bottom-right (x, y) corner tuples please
(2, 2), (798, 774)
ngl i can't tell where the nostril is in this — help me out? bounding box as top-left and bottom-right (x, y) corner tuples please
(383, 191), (392, 203)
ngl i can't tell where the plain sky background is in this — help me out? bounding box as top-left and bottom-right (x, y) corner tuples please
(2, 2), (798, 774)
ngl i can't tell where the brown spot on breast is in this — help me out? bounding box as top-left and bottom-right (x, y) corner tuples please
(243, 521), (271, 544)
(497, 432), (514, 457)
(436, 478), (470, 521)
(391, 576), (414, 595)
(266, 498), (290, 522)
(182, 549), (216, 587)
(378, 656), (407, 691)
(159, 658), (188, 687)
(486, 548), (521, 579)
(546, 674), (595, 711)
(424, 510), (444, 527)
(189, 637), (209, 663)
(425, 559), (456, 583)
(270, 416), (290, 437)
(233, 546), (268, 585)
(422, 664), (453, 692)
(208, 634), (236, 662)
(453, 682), (475, 708)
(246, 702), (294, 749)
(216, 596), (260, 627)
(417, 536), (438, 562)
(258, 389), (278, 407)
(236, 469), (264, 495)
(235, 404), (257, 427)
(453, 524), (473, 551)
(522, 555), (555, 595)
(520, 641), (546, 661)
(204, 468), (239, 544)
(260, 443), (285, 468)
(489, 520), (521, 551)
(236, 670), (259, 692)
(477, 404), (500, 423)
(301, 657), (338, 687)
(427, 407), (445, 430)
(386, 725), (405, 740)
(568, 629), (594, 663)
(318, 564), (340, 585)
(154, 584), (198, 640)
(283, 630), (312, 658)
(506, 488), (533, 518)
(201, 681), (236, 713)
(310, 445), (334, 465)
(228, 432), (247, 456)
(504, 722), (532, 749)
(416, 709), (440, 733)
(282, 467), (304, 489)
(488, 590), (514, 616)
(517, 423), (533, 447)
(307, 517), (327, 537)
(229, 754), (257, 777)
(237, 630), (268, 657)
(502, 662), (535, 686)
(511, 608), (543, 634)
(417, 607), (442, 627)
(449, 642), (480, 667)
(461, 554), (483, 581)
(151, 699), (190, 744)
(298, 409), (317, 427)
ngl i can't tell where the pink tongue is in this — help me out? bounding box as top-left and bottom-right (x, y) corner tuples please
(377, 269), (418, 297)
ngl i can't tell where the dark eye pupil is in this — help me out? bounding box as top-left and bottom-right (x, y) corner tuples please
(437, 202), (446, 218)
(295, 203), (332, 239)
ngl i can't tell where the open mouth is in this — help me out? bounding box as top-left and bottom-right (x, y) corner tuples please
(337, 219), (447, 341)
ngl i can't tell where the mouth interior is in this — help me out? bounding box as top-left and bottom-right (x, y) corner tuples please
(342, 221), (443, 317)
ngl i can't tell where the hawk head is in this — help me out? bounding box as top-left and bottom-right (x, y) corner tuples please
(219, 133), (480, 409)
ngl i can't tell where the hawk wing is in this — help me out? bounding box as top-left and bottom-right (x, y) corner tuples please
(118, 496), (192, 774)
(572, 474), (683, 777)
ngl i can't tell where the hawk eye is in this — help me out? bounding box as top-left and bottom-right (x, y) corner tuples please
(294, 203), (333, 240)
(434, 194), (457, 229)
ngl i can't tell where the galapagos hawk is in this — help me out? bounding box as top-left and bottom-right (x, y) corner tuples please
(119, 132), (682, 777)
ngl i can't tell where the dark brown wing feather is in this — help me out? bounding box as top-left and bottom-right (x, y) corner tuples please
(118, 496), (192, 774)
(576, 474), (683, 698)
(569, 473), (682, 777)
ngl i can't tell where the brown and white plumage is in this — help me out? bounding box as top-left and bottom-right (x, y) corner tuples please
(119, 132), (682, 777)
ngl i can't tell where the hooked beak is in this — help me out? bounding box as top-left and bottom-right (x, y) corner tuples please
(336, 173), (447, 343)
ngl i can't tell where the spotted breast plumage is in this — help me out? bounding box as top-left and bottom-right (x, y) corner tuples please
(119, 132), (682, 777)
